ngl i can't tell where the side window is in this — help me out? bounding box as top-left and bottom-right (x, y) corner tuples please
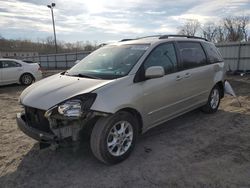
(2, 61), (21, 68)
(178, 42), (207, 69)
(203, 42), (223, 63)
(144, 43), (177, 74)
(0, 61), (2, 68)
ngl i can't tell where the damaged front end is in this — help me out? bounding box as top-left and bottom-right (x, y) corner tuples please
(16, 93), (108, 149)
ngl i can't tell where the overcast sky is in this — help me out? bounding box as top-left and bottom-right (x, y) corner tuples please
(0, 0), (249, 43)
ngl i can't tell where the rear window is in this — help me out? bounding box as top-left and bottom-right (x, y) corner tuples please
(178, 42), (207, 69)
(203, 42), (223, 63)
(23, 60), (36, 64)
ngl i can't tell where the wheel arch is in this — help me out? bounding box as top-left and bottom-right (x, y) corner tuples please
(215, 81), (224, 98)
(117, 107), (143, 134)
(19, 72), (35, 83)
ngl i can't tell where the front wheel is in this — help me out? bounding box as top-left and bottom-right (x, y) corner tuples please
(90, 111), (138, 164)
(202, 85), (221, 113)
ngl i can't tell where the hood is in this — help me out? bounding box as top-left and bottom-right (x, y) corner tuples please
(20, 73), (114, 110)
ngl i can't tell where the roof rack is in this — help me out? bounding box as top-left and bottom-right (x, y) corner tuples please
(120, 35), (161, 42)
(136, 35), (162, 40)
(159, 35), (208, 41)
(120, 39), (134, 42)
(120, 35), (208, 42)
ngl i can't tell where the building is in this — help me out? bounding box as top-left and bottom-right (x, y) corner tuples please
(0, 51), (39, 59)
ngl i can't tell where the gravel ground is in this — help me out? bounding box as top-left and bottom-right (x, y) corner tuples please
(0, 74), (250, 188)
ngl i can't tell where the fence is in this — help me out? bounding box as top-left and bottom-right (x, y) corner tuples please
(24, 42), (250, 71)
(25, 51), (91, 69)
(216, 42), (250, 72)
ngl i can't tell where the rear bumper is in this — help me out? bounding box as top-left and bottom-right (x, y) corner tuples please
(16, 113), (56, 143)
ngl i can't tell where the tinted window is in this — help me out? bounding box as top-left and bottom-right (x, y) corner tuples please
(0, 61), (2, 68)
(178, 42), (207, 69)
(23, 60), (35, 64)
(203, 42), (223, 63)
(2, 61), (21, 68)
(144, 43), (177, 74)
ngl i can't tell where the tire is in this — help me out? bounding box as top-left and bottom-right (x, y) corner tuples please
(202, 85), (221, 113)
(90, 111), (139, 164)
(20, 73), (34, 85)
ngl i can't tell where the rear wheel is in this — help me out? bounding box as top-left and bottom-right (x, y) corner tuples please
(90, 111), (138, 164)
(20, 73), (34, 85)
(202, 85), (221, 113)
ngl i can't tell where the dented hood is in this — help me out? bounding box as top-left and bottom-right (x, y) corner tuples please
(20, 73), (114, 110)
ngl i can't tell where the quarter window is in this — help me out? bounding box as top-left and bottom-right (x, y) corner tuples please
(203, 42), (223, 63)
(144, 43), (177, 74)
(178, 42), (207, 69)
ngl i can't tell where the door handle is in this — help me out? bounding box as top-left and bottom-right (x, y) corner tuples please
(184, 72), (191, 78)
(176, 75), (183, 81)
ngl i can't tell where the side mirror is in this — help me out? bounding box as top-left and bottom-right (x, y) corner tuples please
(145, 66), (165, 79)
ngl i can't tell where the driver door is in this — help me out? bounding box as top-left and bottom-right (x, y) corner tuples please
(139, 43), (184, 130)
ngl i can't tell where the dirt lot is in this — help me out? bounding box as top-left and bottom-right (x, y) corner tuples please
(0, 74), (250, 188)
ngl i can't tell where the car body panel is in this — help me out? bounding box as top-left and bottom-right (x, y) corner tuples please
(18, 37), (226, 135)
(20, 73), (115, 110)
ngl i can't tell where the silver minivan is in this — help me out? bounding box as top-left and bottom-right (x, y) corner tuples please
(17, 35), (226, 164)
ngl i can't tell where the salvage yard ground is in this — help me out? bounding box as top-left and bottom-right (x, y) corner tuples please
(0, 73), (250, 188)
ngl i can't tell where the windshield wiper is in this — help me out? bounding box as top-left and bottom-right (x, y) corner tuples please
(68, 73), (101, 79)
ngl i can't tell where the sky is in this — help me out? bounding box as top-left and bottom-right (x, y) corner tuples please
(0, 0), (250, 44)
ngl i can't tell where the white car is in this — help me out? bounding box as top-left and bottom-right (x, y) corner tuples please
(0, 58), (42, 86)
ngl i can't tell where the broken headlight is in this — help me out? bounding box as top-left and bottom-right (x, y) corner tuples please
(57, 93), (97, 118)
(58, 100), (82, 117)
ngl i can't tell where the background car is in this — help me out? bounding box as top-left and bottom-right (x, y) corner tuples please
(0, 58), (42, 86)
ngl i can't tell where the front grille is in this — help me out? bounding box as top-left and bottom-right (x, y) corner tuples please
(25, 106), (52, 133)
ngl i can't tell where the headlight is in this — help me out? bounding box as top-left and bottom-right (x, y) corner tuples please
(57, 93), (97, 118)
(58, 100), (82, 117)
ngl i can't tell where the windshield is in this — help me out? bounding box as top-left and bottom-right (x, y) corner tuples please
(66, 44), (149, 79)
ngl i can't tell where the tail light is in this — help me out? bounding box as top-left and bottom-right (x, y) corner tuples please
(38, 66), (43, 72)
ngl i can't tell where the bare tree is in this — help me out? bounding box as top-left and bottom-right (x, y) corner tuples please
(201, 23), (218, 42)
(215, 25), (227, 43)
(223, 16), (249, 42)
(178, 19), (201, 36)
(241, 16), (250, 41)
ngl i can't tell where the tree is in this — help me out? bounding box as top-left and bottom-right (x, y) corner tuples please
(223, 16), (249, 42)
(178, 19), (201, 36)
(201, 23), (218, 42)
(240, 16), (249, 41)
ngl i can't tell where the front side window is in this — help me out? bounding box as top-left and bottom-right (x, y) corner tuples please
(178, 42), (207, 69)
(203, 42), (223, 63)
(2, 61), (21, 68)
(66, 44), (149, 80)
(144, 43), (177, 74)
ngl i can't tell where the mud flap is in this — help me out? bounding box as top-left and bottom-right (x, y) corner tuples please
(224, 80), (241, 107)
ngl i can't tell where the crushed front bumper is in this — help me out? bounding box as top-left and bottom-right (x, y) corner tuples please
(16, 113), (57, 143)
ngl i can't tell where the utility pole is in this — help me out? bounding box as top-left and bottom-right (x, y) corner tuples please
(47, 3), (58, 53)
